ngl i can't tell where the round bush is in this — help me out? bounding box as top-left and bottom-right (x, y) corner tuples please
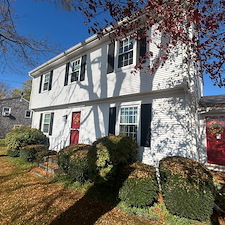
(20, 145), (47, 162)
(88, 135), (138, 182)
(5, 126), (46, 157)
(119, 162), (159, 207)
(159, 156), (216, 221)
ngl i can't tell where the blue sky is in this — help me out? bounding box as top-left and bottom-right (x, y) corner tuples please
(0, 0), (224, 96)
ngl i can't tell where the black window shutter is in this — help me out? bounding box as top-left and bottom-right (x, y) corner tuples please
(39, 75), (43, 93)
(107, 42), (115, 74)
(64, 62), (70, 86)
(80, 55), (87, 81)
(108, 107), (116, 135)
(141, 104), (152, 147)
(48, 70), (53, 90)
(39, 113), (43, 130)
(137, 32), (147, 64)
(49, 112), (54, 136)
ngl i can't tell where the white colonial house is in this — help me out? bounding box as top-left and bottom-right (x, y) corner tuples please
(29, 24), (211, 167)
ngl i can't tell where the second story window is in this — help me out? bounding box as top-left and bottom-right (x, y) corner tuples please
(118, 38), (134, 68)
(43, 73), (50, 91)
(70, 59), (81, 82)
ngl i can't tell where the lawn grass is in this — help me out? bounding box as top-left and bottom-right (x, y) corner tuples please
(0, 146), (224, 225)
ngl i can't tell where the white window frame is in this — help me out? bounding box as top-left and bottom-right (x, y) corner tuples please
(118, 37), (134, 68)
(43, 72), (51, 91)
(70, 58), (81, 83)
(119, 106), (139, 141)
(25, 110), (32, 118)
(42, 113), (51, 133)
(2, 107), (11, 116)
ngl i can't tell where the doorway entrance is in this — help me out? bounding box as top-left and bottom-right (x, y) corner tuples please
(70, 112), (81, 144)
(206, 116), (225, 166)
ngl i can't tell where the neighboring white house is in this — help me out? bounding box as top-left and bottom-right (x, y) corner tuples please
(29, 24), (205, 167)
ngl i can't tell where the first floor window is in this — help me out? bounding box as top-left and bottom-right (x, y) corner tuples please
(118, 38), (133, 68)
(25, 110), (32, 118)
(70, 58), (81, 82)
(43, 113), (51, 133)
(43, 73), (50, 91)
(119, 106), (138, 140)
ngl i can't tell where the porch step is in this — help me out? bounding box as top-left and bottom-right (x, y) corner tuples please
(31, 154), (64, 177)
(205, 163), (225, 172)
(31, 167), (53, 177)
(39, 161), (63, 175)
(43, 155), (58, 164)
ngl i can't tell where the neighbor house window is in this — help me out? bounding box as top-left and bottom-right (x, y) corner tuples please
(43, 113), (51, 133)
(43, 72), (51, 91)
(2, 107), (11, 116)
(25, 110), (32, 118)
(70, 58), (81, 82)
(118, 38), (134, 68)
(119, 106), (138, 140)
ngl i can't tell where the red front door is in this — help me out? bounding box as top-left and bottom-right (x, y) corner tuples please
(206, 116), (225, 166)
(70, 112), (81, 144)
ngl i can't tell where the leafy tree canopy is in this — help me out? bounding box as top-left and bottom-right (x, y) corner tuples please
(48, 0), (225, 87)
(11, 78), (32, 101)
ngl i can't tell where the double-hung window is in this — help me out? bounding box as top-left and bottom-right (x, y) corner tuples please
(43, 113), (51, 133)
(2, 107), (11, 116)
(43, 73), (50, 91)
(119, 106), (138, 140)
(118, 38), (134, 68)
(70, 59), (81, 82)
(25, 110), (32, 118)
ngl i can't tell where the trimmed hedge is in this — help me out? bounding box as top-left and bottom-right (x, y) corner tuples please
(159, 156), (216, 221)
(5, 126), (46, 157)
(58, 144), (90, 183)
(20, 145), (47, 162)
(119, 162), (159, 207)
(0, 139), (6, 147)
(88, 135), (138, 182)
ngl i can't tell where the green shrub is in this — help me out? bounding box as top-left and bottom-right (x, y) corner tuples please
(20, 145), (47, 162)
(119, 162), (159, 207)
(68, 157), (89, 183)
(0, 139), (6, 147)
(58, 144), (90, 173)
(5, 126), (46, 157)
(88, 135), (138, 182)
(159, 156), (216, 221)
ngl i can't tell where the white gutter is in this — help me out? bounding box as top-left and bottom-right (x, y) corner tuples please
(29, 33), (109, 77)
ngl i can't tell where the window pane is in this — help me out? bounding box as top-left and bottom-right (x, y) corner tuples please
(43, 124), (49, 133)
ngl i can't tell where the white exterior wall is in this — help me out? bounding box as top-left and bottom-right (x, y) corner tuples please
(31, 89), (199, 166)
(29, 26), (202, 166)
(30, 28), (186, 110)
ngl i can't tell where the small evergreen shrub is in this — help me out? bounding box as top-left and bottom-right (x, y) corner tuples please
(20, 145), (47, 162)
(0, 139), (6, 147)
(5, 126), (46, 157)
(68, 158), (89, 183)
(88, 135), (138, 182)
(159, 156), (216, 221)
(58, 144), (89, 173)
(119, 162), (159, 207)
